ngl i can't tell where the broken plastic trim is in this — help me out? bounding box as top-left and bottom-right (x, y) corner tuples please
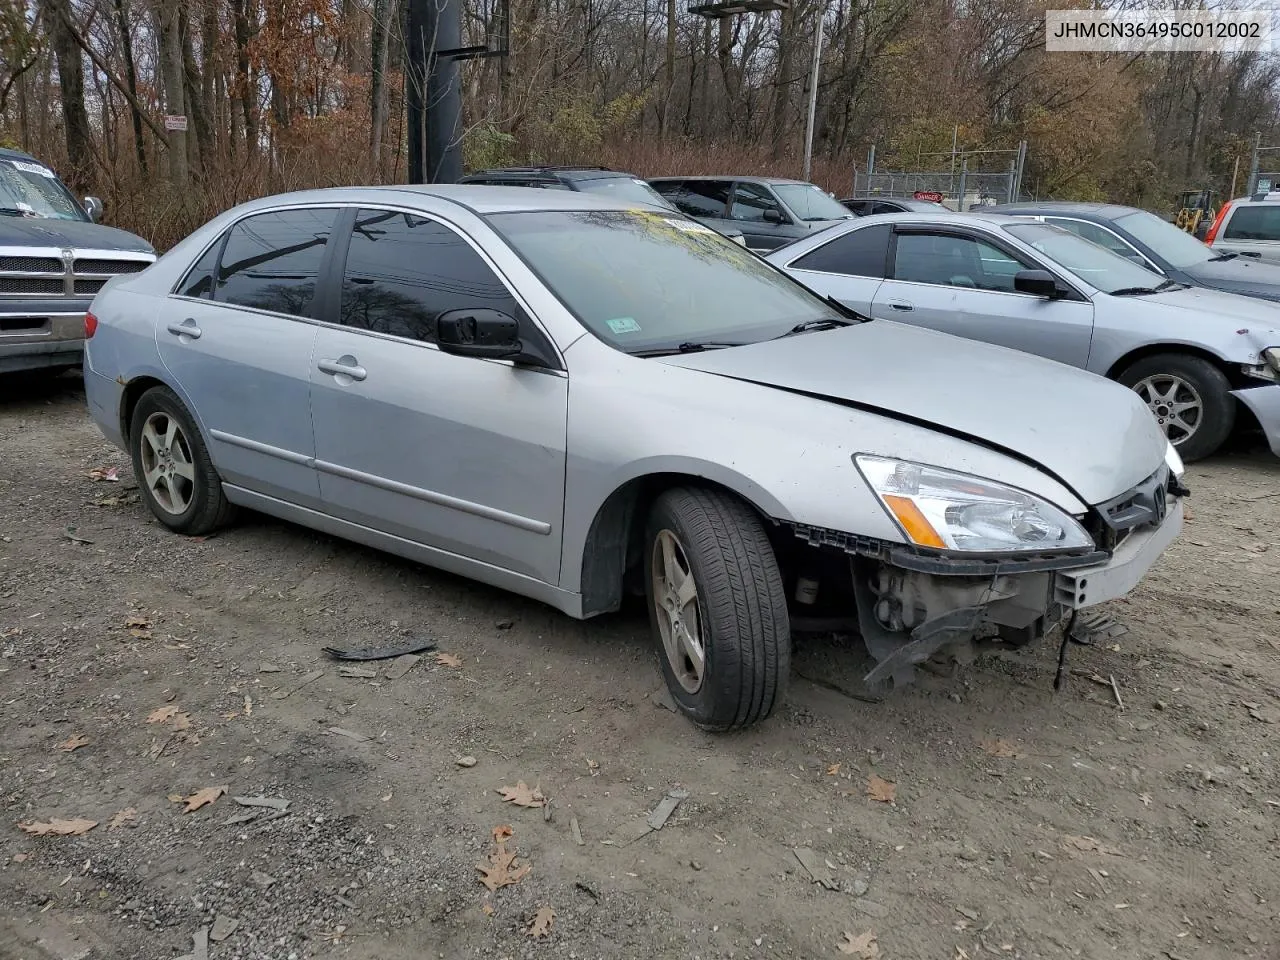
(785, 522), (1107, 576)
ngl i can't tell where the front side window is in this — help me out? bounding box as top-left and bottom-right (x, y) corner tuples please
(216, 208), (337, 317)
(792, 224), (891, 277)
(1112, 209), (1213, 268)
(730, 182), (786, 223)
(773, 183), (854, 221)
(1046, 218), (1141, 261)
(893, 232), (1029, 293)
(1222, 205), (1280, 242)
(338, 209), (518, 342)
(1004, 221), (1166, 294)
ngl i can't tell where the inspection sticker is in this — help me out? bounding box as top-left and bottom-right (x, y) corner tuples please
(606, 317), (642, 334)
(663, 218), (715, 235)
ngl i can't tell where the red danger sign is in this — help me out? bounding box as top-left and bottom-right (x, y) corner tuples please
(913, 190), (944, 203)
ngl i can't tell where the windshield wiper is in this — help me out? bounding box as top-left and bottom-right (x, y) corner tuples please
(1109, 279), (1182, 296)
(631, 341), (745, 358)
(1209, 252), (1238, 261)
(773, 317), (854, 339)
(0, 207), (34, 218)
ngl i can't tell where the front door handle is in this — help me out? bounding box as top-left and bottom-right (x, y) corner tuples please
(166, 318), (202, 339)
(317, 356), (367, 381)
(887, 300), (914, 312)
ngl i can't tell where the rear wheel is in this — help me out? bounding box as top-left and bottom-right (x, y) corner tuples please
(643, 487), (790, 731)
(129, 386), (234, 535)
(1118, 353), (1235, 462)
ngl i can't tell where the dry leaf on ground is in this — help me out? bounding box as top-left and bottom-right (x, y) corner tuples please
(435, 652), (463, 668)
(827, 763), (842, 776)
(182, 786), (227, 813)
(107, 808), (138, 830)
(481, 902), (494, 917)
(1061, 834), (1123, 857)
(980, 738), (1021, 758)
(170, 712), (192, 731)
(497, 781), (546, 808)
(866, 775), (897, 803)
(243, 696), (253, 718)
(18, 818), (98, 837)
(838, 930), (880, 957)
(528, 905), (555, 938)
(146, 705), (179, 724)
(56, 734), (89, 752)
(476, 825), (531, 892)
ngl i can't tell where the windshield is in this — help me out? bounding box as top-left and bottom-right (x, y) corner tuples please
(0, 158), (85, 220)
(773, 183), (853, 222)
(1004, 222), (1168, 294)
(488, 209), (840, 353)
(576, 176), (677, 212)
(1112, 209), (1214, 268)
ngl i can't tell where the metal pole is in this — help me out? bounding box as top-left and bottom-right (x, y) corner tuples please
(405, 0), (427, 183)
(1006, 159), (1016, 203)
(1248, 131), (1261, 197)
(957, 159), (968, 211)
(1014, 140), (1027, 201)
(802, 10), (824, 183)
(1230, 153), (1240, 198)
(405, 0), (463, 184)
(867, 144), (876, 177)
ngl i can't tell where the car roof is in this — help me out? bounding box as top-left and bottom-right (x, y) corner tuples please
(465, 166), (630, 183)
(826, 210), (1026, 228)
(648, 174), (812, 185)
(988, 201), (1141, 219)
(0, 146), (43, 164)
(226, 184), (654, 216)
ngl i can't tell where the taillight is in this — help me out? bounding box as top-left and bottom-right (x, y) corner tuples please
(84, 311), (98, 339)
(1203, 201), (1232, 244)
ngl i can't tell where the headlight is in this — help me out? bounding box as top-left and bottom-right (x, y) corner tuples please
(1243, 346), (1280, 382)
(854, 455), (1094, 553)
(1164, 441), (1185, 479)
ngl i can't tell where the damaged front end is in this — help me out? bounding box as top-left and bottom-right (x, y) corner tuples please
(785, 459), (1186, 688)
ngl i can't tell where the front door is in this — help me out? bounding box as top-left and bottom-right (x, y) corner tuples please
(874, 228), (1095, 368)
(727, 181), (796, 250)
(157, 207), (336, 507)
(308, 207), (568, 584)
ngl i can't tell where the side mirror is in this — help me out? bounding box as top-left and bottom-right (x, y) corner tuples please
(435, 308), (522, 360)
(1014, 269), (1062, 298)
(83, 196), (104, 223)
(763, 208), (785, 224)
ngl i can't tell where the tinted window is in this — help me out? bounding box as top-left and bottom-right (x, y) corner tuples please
(178, 239), (222, 299)
(1223, 205), (1280, 241)
(661, 180), (731, 218)
(730, 182), (785, 223)
(339, 209), (517, 342)
(844, 200), (873, 216)
(216, 208), (336, 316)
(1046, 218), (1139, 260)
(893, 232), (1029, 293)
(792, 224), (891, 277)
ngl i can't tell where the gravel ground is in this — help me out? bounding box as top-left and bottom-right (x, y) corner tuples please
(1, 373), (1278, 960)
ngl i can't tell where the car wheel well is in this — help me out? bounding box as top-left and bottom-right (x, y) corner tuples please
(119, 376), (167, 444)
(1106, 344), (1242, 386)
(579, 473), (776, 618)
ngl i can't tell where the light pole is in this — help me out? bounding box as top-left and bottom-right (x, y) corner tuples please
(801, 7), (824, 182)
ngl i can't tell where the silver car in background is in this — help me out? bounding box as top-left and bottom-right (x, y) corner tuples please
(768, 212), (1280, 461)
(84, 187), (1184, 729)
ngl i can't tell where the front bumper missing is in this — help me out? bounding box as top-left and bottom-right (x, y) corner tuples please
(1054, 499), (1183, 610)
(1232, 382), (1280, 457)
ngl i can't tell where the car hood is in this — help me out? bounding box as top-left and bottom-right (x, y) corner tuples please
(658, 321), (1166, 506)
(0, 215), (153, 254)
(1183, 255), (1280, 301)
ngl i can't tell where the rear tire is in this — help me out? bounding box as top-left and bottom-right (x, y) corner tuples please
(643, 487), (790, 731)
(1117, 353), (1234, 462)
(129, 386), (234, 535)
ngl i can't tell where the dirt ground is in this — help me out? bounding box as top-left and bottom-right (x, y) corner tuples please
(1, 373), (1278, 960)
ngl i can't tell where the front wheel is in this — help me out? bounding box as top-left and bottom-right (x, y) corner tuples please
(643, 487), (790, 731)
(1117, 353), (1235, 462)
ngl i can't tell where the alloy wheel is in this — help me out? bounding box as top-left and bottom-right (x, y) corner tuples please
(1132, 374), (1202, 446)
(139, 411), (197, 515)
(651, 529), (705, 694)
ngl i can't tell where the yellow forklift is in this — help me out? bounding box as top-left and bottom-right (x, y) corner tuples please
(1174, 189), (1219, 239)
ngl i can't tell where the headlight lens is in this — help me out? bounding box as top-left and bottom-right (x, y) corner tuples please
(854, 455), (1094, 553)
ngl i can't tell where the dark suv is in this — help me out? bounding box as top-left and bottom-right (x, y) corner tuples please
(1, 146), (154, 374)
(458, 166), (746, 243)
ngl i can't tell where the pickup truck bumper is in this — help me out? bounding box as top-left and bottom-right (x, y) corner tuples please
(1232, 382), (1280, 457)
(0, 311), (87, 373)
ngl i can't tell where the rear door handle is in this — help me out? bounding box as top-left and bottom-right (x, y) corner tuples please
(166, 318), (202, 339)
(888, 300), (914, 312)
(317, 356), (367, 381)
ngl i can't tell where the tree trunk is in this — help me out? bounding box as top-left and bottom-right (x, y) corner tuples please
(157, 0), (189, 188)
(662, 0), (675, 135)
(231, 0), (257, 157)
(371, 0), (393, 166)
(44, 0), (94, 192)
(181, 7), (213, 175)
(113, 0), (148, 174)
(770, 4), (795, 160)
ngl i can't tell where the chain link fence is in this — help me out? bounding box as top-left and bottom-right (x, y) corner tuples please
(851, 170), (1019, 209)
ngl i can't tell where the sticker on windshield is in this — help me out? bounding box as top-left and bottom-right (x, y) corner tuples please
(663, 217), (715, 235)
(606, 316), (642, 335)
(5, 160), (55, 178)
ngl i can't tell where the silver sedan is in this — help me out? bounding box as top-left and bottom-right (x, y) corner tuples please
(84, 188), (1184, 728)
(768, 212), (1280, 461)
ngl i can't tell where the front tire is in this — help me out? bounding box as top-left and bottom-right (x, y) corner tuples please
(643, 487), (790, 731)
(129, 386), (233, 535)
(1117, 353), (1235, 462)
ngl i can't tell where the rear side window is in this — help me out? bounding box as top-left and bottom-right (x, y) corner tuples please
(871, 202), (903, 215)
(177, 240), (222, 299)
(661, 180), (731, 218)
(791, 224), (891, 277)
(1222, 205), (1280, 241)
(337, 209), (519, 343)
(844, 200), (872, 216)
(216, 208), (337, 317)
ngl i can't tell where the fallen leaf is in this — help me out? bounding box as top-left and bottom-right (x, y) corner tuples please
(955, 947), (971, 959)
(435, 652), (463, 668)
(183, 785), (227, 813)
(107, 808), (138, 830)
(481, 902), (494, 916)
(13, 852), (30, 862)
(866, 775), (896, 803)
(979, 738), (1021, 758)
(528, 905), (555, 939)
(128, 628), (152, 639)
(492, 824), (513, 842)
(476, 826), (531, 892)
(166, 794), (183, 804)
(1061, 834), (1124, 857)
(18, 818), (98, 837)
(88, 467), (120, 482)
(146, 705), (179, 724)
(125, 614), (151, 629)
(498, 781), (546, 808)
(838, 930), (880, 957)
(56, 734), (89, 752)
(243, 696), (252, 718)
(171, 712), (192, 731)
(1138, 793), (1152, 807)
(827, 762), (842, 776)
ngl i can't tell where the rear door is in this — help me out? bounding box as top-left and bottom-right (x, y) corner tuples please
(159, 206), (335, 508)
(307, 206), (568, 584)
(1214, 204), (1280, 263)
(779, 223), (891, 314)
(873, 227), (1094, 367)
